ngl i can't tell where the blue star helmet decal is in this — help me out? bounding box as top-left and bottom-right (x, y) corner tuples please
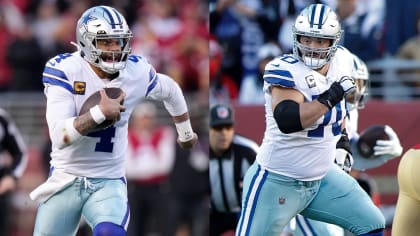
(81, 14), (97, 27)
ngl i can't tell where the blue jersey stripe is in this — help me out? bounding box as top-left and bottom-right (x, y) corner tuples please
(44, 67), (68, 81)
(265, 69), (293, 78)
(145, 68), (157, 96)
(42, 77), (74, 93)
(263, 76), (295, 88)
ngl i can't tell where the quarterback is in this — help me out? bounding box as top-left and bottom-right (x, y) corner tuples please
(236, 4), (385, 236)
(30, 5), (197, 236)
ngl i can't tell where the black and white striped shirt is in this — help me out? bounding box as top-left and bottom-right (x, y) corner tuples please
(210, 134), (258, 213)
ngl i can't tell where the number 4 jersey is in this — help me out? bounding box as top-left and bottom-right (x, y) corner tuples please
(257, 46), (354, 181)
(42, 51), (165, 178)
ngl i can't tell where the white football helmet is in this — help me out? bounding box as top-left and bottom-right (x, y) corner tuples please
(347, 54), (369, 110)
(76, 6), (133, 74)
(292, 4), (342, 69)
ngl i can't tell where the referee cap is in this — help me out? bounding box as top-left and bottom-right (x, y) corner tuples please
(210, 104), (234, 127)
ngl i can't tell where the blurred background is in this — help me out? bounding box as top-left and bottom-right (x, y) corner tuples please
(3, 0), (420, 235)
(0, 0), (209, 235)
(210, 0), (420, 235)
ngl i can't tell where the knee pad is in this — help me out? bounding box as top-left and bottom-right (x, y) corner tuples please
(93, 222), (125, 236)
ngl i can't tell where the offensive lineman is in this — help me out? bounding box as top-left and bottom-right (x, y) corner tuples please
(30, 5), (197, 236)
(236, 4), (385, 236)
(286, 54), (403, 236)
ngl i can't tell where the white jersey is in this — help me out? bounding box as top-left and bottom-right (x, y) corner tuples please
(257, 47), (354, 181)
(42, 52), (187, 178)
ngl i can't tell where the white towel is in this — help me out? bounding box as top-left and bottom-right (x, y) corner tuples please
(30, 170), (76, 203)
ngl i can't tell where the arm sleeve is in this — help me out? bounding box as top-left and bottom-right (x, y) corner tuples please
(0, 112), (28, 178)
(45, 85), (82, 149)
(147, 73), (188, 117)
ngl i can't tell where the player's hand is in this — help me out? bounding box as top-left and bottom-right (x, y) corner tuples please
(317, 76), (355, 109)
(0, 175), (16, 194)
(338, 76), (356, 96)
(335, 148), (354, 173)
(177, 132), (198, 149)
(98, 89), (126, 122)
(373, 125), (403, 157)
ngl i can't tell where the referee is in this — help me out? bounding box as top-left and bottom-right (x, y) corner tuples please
(209, 104), (259, 236)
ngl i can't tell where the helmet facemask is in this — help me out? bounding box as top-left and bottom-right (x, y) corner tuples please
(293, 34), (338, 69)
(89, 33), (132, 74)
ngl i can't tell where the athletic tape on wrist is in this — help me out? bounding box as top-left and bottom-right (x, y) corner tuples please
(90, 105), (106, 124)
(175, 119), (193, 142)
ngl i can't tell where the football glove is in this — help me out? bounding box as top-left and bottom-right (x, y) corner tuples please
(318, 76), (356, 109)
(373, 125), (403, 157)
(335, 148), (354, 173)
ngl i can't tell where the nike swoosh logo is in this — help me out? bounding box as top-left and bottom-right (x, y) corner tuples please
(272, 63), (280, 67)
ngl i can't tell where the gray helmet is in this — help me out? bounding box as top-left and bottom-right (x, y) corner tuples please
(292, 4), (342, 69)
(76, 6), (133, 74)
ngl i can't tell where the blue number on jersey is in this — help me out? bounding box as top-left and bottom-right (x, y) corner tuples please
(128, 55), (142, 63)
(280, 55), (299, 64)
(48, 53), (72, 66)
(308, 97), (343, 137)
(87, 126), (116, 153)
(279, 55), (342, 137)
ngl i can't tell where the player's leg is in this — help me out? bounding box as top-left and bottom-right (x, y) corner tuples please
(392, 148), (420, 236)
(236, 162), (321, 236)
(82, 177), (129, 236)
(33, 179), (84, 236)
(301, 165), (385, 235)
(291, 214), (345, 236)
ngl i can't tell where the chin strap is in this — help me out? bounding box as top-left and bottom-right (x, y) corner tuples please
(70, 41), (81, 52)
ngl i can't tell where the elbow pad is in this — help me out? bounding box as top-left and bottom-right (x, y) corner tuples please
(50, 117), (82, 149)
(273, 100), (303, 134)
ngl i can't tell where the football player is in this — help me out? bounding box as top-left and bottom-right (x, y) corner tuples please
(392, 144), (420, 235)
(287, 54), (403, 236)
(30, 6), (197, 236)
(236, 4), (385, 236)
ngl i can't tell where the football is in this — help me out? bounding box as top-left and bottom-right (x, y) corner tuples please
(79, 87), (124, 130)
(357, 125), (390, 158)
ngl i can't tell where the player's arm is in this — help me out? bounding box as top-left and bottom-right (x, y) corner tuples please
(74, 89), (126, 135)
(271, 86), (328, 133)
(147, 73), (197, 149)
(46, 84), (126, 148)
(272, 76), (355, 134)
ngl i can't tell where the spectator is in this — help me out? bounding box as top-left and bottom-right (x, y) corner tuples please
(210, 37), (238, 104)
(168, 117), (209, 236)
(0, 108), (28, 235)
(336, 0), (385, 62)
(125, 101), (176, 236)
(209, 103), (258, 236)
(238, 42), (282, 104)
(6, 21), (45, 91)
(395, 11), (420, 98)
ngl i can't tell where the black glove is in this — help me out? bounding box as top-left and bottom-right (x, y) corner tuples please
(334, 129), (353, 173)
(318, 76), (355, 109)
